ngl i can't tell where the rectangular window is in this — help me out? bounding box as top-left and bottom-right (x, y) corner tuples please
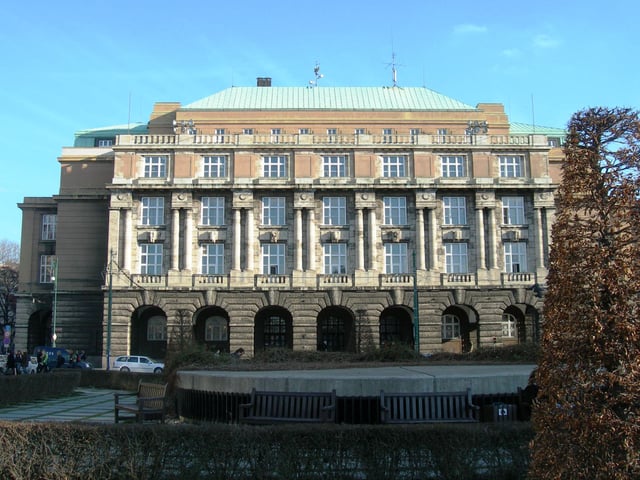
(96, 138), (114, 147)
(327, 128), (337, 143)
(502, 196), (525, 225)
(504, 241), (527, 273)
(262, 243), (285, 275)
(499, 155), (524, 178)
(262, 155), (287, 178)
(39, 255), (56, 283)
(384, 243), (408, 273)
(445, 243), (468, 273)
(322, 197), (346, 225)
(141, 197), (164, 225)
(409, 128), (420, 143)
(140, 244), (163, 275)
(382, 128), (394, 143)
(143, 156), (167, 178)
(383, 197), (407, 225)
(271, 128), (281, 143)
(202, 155), (227, 178)
(382, 155), (407, 177)
(299, 128), (310, 134)
(323, 243), (347, 274)
(201, 197), (225, 226)
(441, 155), (467, 178)
(214, 128), (225, 143)
(243, 128), (254, 135)
(443, 197), (467, 225)
(322, 155), (347, 177)
(42, 214), (57, 241)
(201, 243), (224, 275)
(262, 197), (286, 226)
(354, 128), (366, 135)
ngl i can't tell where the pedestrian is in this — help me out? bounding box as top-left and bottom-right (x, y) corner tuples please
(56, 351), (65, 368)
(20, 351), (29, 374)
(6, 351), (16, 375)
(14, 351), (23, 375)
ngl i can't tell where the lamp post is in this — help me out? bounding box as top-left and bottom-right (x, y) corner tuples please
(106, 250), (113, 371)
(51, 257), (58, 347)
(413, 250), (420, 353)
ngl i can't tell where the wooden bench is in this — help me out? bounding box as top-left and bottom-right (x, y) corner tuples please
(380, 388), (479, 423)
(239, 388), (337, 424)
(114, 380), (168, 423)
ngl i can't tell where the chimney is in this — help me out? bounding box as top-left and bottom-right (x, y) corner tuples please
(257, 77), (272, 87)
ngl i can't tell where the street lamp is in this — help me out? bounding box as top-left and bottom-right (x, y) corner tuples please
(106, 250), (114, 371)
(413, 250), (420, 353)
(51, 257), (58, 347)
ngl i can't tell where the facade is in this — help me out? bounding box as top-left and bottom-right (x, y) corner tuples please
(16, 80), (565, 367)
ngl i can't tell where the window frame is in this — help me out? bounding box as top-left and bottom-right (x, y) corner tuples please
(147, 316), (167, 341)
(443, 197), (467, 225)
(503, 241), (528, 273)
(322, 196), (347, 225)
(42, 214), (57, 241)
(382, 155), (407, 178)
(502, 313), (517, 338)
(262, 197), (286, 226)
(201, 243), (225, 275)
(441, 155), (467, 178)
(322, 155), (347, 178)
(262, 243), (286, 275)
(383, 196), (407, 225)
(201, 196), (225, 226)
(444, 242), (468, 273)
(262, 155), (288, 178)
(143, 155), (167, 178)
(441, 314), (461, 340)
(140, 243), (163, 275)
(39, 255), (56, 283)
(202, 155), (227, 178)
(499, 155), (525, 178)
(384, 242), (408, 274)
(502, 196), (526, 225)
(140, 197), (165, 226)
(323, 243), (347, 274)
(205, 316), (228, 342)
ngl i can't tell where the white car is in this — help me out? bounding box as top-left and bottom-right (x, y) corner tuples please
(113, 355), (164, 374)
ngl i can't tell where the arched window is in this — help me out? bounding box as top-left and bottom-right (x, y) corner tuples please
(264, 315), (288, 348)
(147, 316), (167, 341)
(502, 313), (517, 338)
(205, 316), (228, 342)
(318, 315), (346, 351)
(441, 314), (460, 340)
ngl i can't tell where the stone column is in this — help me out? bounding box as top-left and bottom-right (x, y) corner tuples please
(124, 209), (132, 271)
(428, 207), (437, 270)
(233, 208), (241, 271)
(246, 208), (254, 271)
(488, 207), (498, 269)
(416, 207), (426, 270)
(368, 208), (377, 271)
(171, 208), (180, 270)
(356, 208), (365, 270)
(307, 208), (316, 271)
(476, 208), (486, 269)
(295, 208), (303, 271)
(184, 207), (193, 271)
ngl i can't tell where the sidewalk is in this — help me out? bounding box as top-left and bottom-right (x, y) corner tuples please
(0, 388), (123, 423)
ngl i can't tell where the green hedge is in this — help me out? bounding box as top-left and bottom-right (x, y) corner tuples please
(0, 370), (81, 407)
(0, 422), (532, 479)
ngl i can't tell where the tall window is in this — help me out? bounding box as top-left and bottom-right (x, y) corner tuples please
(441, 314), (461, 339)
(205, 316), (228, 342)
(201, 243), (224, 275)
(299, 128), (310, 134)
(502, 196), (525, 225)
(382, 128), (394, 143)
(382, 155), (406, 177)
(147, 316), (167, 341)
(504, 241), (527, 273)
(323, 243), (347, 274)
(201, 197), (225, 226)
(443, 197), (467, 225)
(264, 315), (288, 348)
(499, 155), (524, 178)
(262, 243), (285, 275)
(323, 197), (346, 225)
(327, 128), (337, 143)
(203, 156), (227, 178)
(502, 313), (517, 338)
(39, 255), (56, 283)
(383, 197), (407, 225)
(271, 128), (281, 143)
(262, 155), (287, 178)
(384, 243), (408, 273)
(262, 197), (286, 226)
(322, 155), (347, 177)
(445, 243), (468, 273)
(42, 214), (57, 240)
(140, 244), (163, 275)
(409, 128), (420, 143)
(441, 155), (467, 177)
(214, 128), (225, 143)
(141, 197), (164, 225)
(143, 156), (167, 178)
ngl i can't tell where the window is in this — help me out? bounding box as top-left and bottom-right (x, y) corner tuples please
(502, 313), (517, 338)
(299, 128), (310, 134)
(96, 138), (114, 147)
(143, 156), (167, 178)
(327, 128), (337, 143)
(445, 243), (468, 273)
(323, 243), (347, 274)
(243, 128), (254, 135)
(383, 197), (407, 225)
(42, 214), (57, 240)
(499, 155), (524, 178)
(322, 155), (347, 177)
(323, 197), (346, 225)
(382, 128), (394, 143)
(262, 197), (286, 225)
(140, 244), (163, 275)
(271, 128), (281, 143)
(205, 316), (228, 342)
(409, 128), (420, 143)
(214, 128), (225, 143)
(141, 197), (164, 225)
(384, 242), (408, 273)
(504, 241), (527, 273)
(203, 156), (227, 178)
(264, 315), (288, 348)
(201, 197), (225, 226)
(443, 197), (467, 225)
(318, 315), (347, 352)
(354, 128), (366, 135)
(502, 196), (525, 225)
(262, 243), (285, 275)
(441, 314), (461, 339)
(441, 155), (467, 178)
(202, 243), (224, 275)
(147, 316), (167, 341)
(39, 255), (56, 283)
(382, 155), (407, 177)
(262, 155), (287, 178)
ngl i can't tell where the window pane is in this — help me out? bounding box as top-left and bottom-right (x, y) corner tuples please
(202, 197), (225, 226)
(262, 243), (285, 274)
(322, 155), (346, 177)
(382, 156), (406, 177)
(323, 197), (346, 225)
(263, 156), (287, 177)
(203, 156), (227, 177)
(502, 196), (525, 225)
(443, 197), (467, 225)
(445, 243), (468, 273)
(323, 243), (347, 274)
(143, 156), (167, 178)
(383, 197), (407, 225)
(441, 155), (466, 177)
(140, 244), (163, 274)
(504, 242), (527, 273)
(201, 243), (224, 274)
(39, 255), (56, 283)
(384, 243), (408, 273)
(42, 214), (57, 240)
(499, 156), (524, 178)
(441, 314), (460, 339)
(141, 197), (164, 225)
(262, 197), (285, 225)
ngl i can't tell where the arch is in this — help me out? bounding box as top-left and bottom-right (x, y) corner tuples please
(441, 305), (477, 353)
(194, 307), (230, 353)
(27, 308), (51, 353)
(502, 304), (540, 344)
(379, 305), (414, 348)
(131, 305), (167, 359)
(254, 306), (293, 352)
(317, 306), (355, 352)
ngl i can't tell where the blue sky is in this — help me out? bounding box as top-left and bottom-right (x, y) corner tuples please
(1, 0), (638, 245)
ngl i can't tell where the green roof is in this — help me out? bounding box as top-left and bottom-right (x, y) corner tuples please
(74, 123), (148, 137)
(184, 86), (476, 111)
(510, 122), (566, 137)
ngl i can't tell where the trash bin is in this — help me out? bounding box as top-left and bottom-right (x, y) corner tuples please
(483, 402), (518, 422)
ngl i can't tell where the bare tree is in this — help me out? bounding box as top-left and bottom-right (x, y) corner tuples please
(529, 108), (640, 479)
(0, 240), (19, 331)
(0, 240), (19, 268)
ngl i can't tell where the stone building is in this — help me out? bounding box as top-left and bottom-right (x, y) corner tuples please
(16, 80), (565, 367)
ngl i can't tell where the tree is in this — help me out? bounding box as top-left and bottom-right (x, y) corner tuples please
(0, 239), (19, 268)
(529, 108), (640, 479)
(0, 240), (19, 327)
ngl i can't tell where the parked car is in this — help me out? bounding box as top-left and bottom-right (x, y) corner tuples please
(32, 346), (92, 370)
(113, 355), (164, 374)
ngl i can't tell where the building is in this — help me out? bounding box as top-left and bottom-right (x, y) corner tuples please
(16, 79), (565, 366)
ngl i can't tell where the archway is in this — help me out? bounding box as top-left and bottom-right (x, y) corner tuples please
(317, 306), (355, 352)
(27, 308), (51, 354)
(130, 306), (167, 359)
(441, 305), (477, 353)
(502, 306), (526, 344)
(379, 306), (414, 348)
(254, 307), (293, 352)
(194, 307), (230, 353)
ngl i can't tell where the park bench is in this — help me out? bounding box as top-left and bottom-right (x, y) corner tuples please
(379, 388), (479, 423)
(114, 380), (168, 423)
(239, 388), (337, 424)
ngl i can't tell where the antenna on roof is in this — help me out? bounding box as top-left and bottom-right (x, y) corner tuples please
(531, 94), (536, 134)
(309, 62), (323, 87)
(386, 52), (403, 87)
